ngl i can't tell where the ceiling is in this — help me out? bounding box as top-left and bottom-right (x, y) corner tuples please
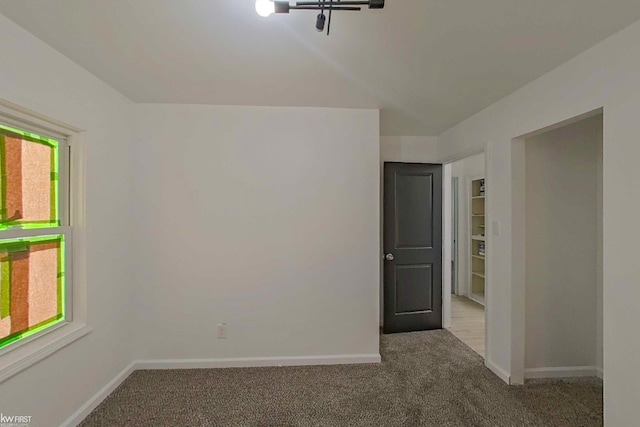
(2, 1), (640, 136)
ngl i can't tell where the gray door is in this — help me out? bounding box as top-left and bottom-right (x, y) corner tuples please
(383, 162), (443, 333)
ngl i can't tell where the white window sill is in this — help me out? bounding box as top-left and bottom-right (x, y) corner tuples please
(0, 323), (92, 383)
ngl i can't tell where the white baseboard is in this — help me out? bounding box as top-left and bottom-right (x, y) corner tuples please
(596, 367), (603, 379)
(135, 354), (382, 370)
(485, 358), (510, 384)
(60, 354), (381, 426)
(60, 361), (136, 427)
(524, 366), (600, 379)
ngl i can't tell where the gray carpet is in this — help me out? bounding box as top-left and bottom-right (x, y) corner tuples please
(80, 330), (602, 426)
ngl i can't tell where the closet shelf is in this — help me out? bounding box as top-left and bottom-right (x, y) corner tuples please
(470, 177), (486, 307)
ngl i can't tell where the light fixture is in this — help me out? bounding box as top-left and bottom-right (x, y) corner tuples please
(316, 13), (326, 32)
(255, 0), (275, 17)
(255, 0), (385, 35)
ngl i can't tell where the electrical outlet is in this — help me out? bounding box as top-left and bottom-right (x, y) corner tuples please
(217, 323), (227, 339)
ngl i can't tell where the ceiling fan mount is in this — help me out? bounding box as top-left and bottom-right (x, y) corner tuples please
(256, 0), (385, 35)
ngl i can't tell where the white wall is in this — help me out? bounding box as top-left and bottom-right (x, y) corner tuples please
(438, 18), (640, 425)
(0, 13), (135, 427)
(379, 136), (439, 324)
(450, 153), (485, 297)
(380, 136), (439, 163)
(524, 115), (602, 373)
(133, 104), (380, 361)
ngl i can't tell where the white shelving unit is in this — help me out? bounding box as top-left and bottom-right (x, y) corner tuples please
(469, 177), (486, 306)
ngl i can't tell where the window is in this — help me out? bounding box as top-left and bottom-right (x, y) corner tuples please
(0, 122), (70, 352)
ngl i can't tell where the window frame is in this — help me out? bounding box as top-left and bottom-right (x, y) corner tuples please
(0, 102), (90, 383)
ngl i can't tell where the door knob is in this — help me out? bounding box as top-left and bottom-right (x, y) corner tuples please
(385, 253), (395, 261)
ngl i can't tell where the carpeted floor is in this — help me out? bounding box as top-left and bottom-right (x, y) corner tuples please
(80, 330), (602, 426)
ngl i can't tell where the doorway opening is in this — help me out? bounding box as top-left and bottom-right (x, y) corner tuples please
(445, 152), (487, 358)
(511, 110), (604, 382)
(524, 113), (603, 379)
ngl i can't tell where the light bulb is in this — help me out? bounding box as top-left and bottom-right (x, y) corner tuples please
(255, 0), (275, 17)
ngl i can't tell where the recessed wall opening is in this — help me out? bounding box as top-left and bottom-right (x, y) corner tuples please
(521, 112), (603, 381)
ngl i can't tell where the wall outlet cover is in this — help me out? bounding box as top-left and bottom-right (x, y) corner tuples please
(217, 323), (227, 339)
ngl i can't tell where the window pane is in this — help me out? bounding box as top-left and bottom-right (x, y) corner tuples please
(0, 235), (65, 349)
(0, 124), (59, 230)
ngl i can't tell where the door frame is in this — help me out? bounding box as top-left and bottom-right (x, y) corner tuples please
(451, 177), (459, 295)
(441, 148), (490, 355)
